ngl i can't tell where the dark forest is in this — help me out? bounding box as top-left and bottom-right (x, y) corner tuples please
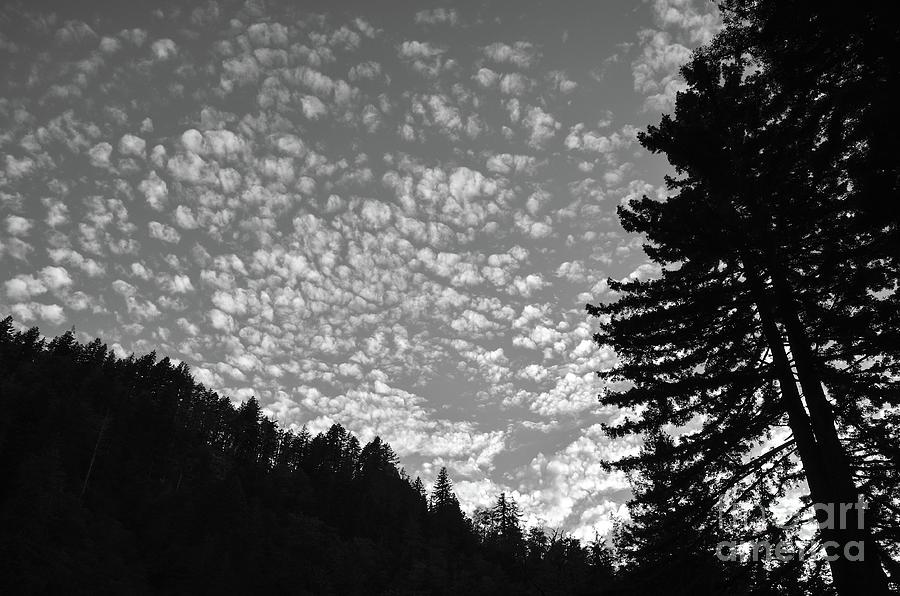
(0, 317), (619, 594)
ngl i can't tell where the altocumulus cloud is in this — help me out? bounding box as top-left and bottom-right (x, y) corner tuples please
(0, 0), (718, 539)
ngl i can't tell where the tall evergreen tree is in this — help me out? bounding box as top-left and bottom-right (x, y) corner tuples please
(491, 492), (524, 553)
(587, 5), (898, 591)
(712, 3), (900, 579)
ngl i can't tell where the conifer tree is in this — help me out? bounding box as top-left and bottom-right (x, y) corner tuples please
(412, 476), (427, 506)
(611, 432), (732, 595)
(491, 492), (524, 548)
(588, 26), (894, 594)
(430, 466), (458, 512)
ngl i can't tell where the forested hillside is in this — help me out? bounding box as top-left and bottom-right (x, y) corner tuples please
(0, 317), (616, 595)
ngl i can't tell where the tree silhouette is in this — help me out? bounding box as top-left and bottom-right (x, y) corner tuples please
(491, 492), (524, 557)
(430, 466), (459, 513)
(588, 4), (897, 592)
(0, 318), (615, 595)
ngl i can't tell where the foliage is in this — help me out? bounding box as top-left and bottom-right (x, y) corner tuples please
(587, 3), (899, 595)
(0, 318), (615, 595)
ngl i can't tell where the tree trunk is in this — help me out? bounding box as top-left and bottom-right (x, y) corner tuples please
(81, 407), (110, 498)
(744, 261), (889, 595)
(770, 269), (890, 594)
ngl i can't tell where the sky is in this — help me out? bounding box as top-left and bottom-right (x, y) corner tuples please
(0, 0), (720, 541)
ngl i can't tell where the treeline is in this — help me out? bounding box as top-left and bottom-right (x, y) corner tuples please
(0, 317), (615, 595)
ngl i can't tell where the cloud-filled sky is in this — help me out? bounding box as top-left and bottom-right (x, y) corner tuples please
(0, 0), (719, 540)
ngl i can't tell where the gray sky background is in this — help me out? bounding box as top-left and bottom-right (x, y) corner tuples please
(0, 0), (719, 540)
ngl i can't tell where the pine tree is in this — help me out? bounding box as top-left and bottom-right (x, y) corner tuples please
(471, 506), (493, 543)
(358, 436), (399, 479)
(231, 397), (262, 462)
(430, 466), (458, 512)
(525, 526), (547, 561)
(712, 3), (900, 580)
(586, 532), (616, 587)
(588, 20), (896, 592)
(491, 492), (524, 549)
(611, 433), (729, 595)
(428, 466), (468, 547)
(412, 476), (427, 506)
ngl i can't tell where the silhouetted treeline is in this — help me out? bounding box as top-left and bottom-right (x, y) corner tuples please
(0, 318), (616, 595)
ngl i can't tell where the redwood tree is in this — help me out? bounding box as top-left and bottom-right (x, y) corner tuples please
(589, 16), (896, 591)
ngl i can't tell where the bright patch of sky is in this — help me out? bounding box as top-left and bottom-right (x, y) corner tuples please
(0, 0), (719, 541)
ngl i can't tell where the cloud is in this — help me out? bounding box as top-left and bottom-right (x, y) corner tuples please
(632, 30), (691, 111)
(523, 106), (559, 148)
(6, 275), (46, 301)
(547, 70), (578, 94)
(399, 41), (446, 79)
(43, 199), (69, 228)
(165, 274), (195, 294)
(173, 206), (199, 230)
(40, 266), (73, 291)
(415, 8), (459, 26)
(48, 248), (105, 277)
(483, 41), (538, 69)
(6, 216), (32, 236)
(632, 0), (721, 111)
(208, 308), (235, 332)
(151, 38), (177, 60)
(348, 60), (382, 82)
(88, 142), (113, 167)
(118, 134), (146, 157)
(10, 302), (67, 325)
(652, 0), (721, 45)
(565, 123), (637, 154)
(5, 155), (36, 179)
(0, 2), (666, 540)
(399, 40), (444, 60)
(513, 424), (638, 537)
(148, 221), (181, 244)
